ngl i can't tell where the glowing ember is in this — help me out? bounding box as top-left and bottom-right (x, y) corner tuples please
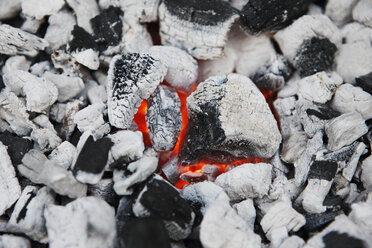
(133, 100), (152, 147)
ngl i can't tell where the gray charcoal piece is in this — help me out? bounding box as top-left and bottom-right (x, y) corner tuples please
(18, 149), (87, 198)
(45, 196), (116, 248)
(0, 141), (21, 216)
(341, 22), (372, 45)
(361, 155), (372, 188)
(21, 0), (65, 20)
(48, 141), (77, 170)
(158, 0), (239, 59)
(31, 128), (62, 152)
(279, 236), (305, 248)
(121, 0), (161, 23)
(325, 0), (358, 26)
(233, 199), (256, 230)
(0, 235), (30, 248)
(161, 156), (179, 184)
(353, 0), (372, 28)
(180, 74), (281, 165)
(66, 0), (99, 34)
(2, 56), (31, 75)
(146, 85), (182, 151)
(0, 0), (21, 20)
(273, 96), (302, 139)
(73, 103), (105, 133)
(281, 131), (308, 163)
(325, 112), (368, 151)
(343, 142), (367, 181)
(0, 24), (49, 56)
(87, 178), (119, 207)
(7, 186), (55, 243)
(107, 53), (166, 129)
(121, 20), (153, 54)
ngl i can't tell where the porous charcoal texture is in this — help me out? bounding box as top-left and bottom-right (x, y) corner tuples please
(180, 74), (281, 165)
(240, 0), (310, 34)
(107, 53), (166, 129)
(356, 71), (372, 95)
(146, 85), (182, 151)
(294, 37), (337, 77)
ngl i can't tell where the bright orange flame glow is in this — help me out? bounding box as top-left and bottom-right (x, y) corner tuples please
(133, 100), (152, 147)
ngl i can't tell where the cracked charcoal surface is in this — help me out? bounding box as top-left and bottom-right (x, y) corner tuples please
(308, 161), (338, 181)
(91, 6), (123, 52)
(69, 25), (98, 53)
(240, 0), (310, 34)
(107, 53), (166, 129)
(146, 85), (182, 151)
(294, 37), (338, 77)
(355, 71), (372, 95)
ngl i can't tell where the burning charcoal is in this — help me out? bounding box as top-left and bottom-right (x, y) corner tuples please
(146, 85), (182, 151)
(361, 155), (372, 188)
(200, 202), (261, 248)
(233, 199), (256, 229)
(336, 42), (372, 83)
(325, 112), (368, 151)
(7, 186), (55, 242)
(87, 84), (107, 104)
(121, 0), (161, 23)
(352, 0), (372, 28)
(31, 128), (62, 152)
(356, 71), (372, 95)
(349, 193), (372, 235)
(278, 236), (305, 248)
(87, 179), (119, 207)
(107, 130), (145, 168)
(147, 46), (198, 92)
(294, 37), (337, 77)
(66, 0), (99, 34)
(274, 15), (342, 64)
(2, 56), (31, 75)
(0, 131), (33, 165)
(113, 149), (158, 195)
(325, 0), (358, 26)
(0, 142), (21, 216)
(0, 24), (49, 56)
(21, 0), (65, 20)
(107, 53), (166, 129)
(252, 55), (293, 91)
(240, 0), (310, 34)
(19, 149), (87, 198)
(300, 161), (338, 213)
(32, 114), (56, 132)
(45, 196), (116, 248)
(68, 25), (100, 70)
(43, 72), (85, 102)
(162, 156), (180, 184)
(44, 10), (76, 51)
(158, 0), (239, 59)
(48, 141), (77, 170)
(215, 163), (272, 200)
(72, 134), (113, 184)
(304, 209), (343, 232)
(73, 104), (105, 133)
(90, 6), (123, 53)
(133, 176), (195, 240)
(281, 131), (308, 163)
(343, 142), (367, 181)
(0, 0), (21, 20)
(274, 96), (302, 139)
(332, 83), (372, 120)
(0, 235), (30, 248)
(180, 74), (281, 165)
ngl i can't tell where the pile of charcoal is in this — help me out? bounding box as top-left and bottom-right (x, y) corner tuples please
(0, 0), (372, 247)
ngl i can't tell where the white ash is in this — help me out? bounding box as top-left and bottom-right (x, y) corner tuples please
(18, 149), (87, 198)
(332, 83), (372, 120)
(51, 50), (81, 75)
(48, 141), (77, 170)
(341, 22), (372, 44)
(274, 96), (302, 139)
(307, 3), (322, 16)
(0, 141), (21, 216)
(3, 70), (33, 96)
(99, 0), (120, 9)
(71, 48), (100, 71)
(336, 41), (372, 83)
(7, 186), (55, 243)
(121, 0), (161, 23)
(269, 176), (303, 201)
(31, 128), (62, 152)
(2, 56), (31, 75)
(343, 142), (367, 181)
(361, 155), (372, 188)
(43, 72), (85, 102)
(107, 53), (166, 129)
(215, 163), (272, 200)
(30, 61), (54, 77)
(45, 196), (116, 248)
(0, 235), (30, 248)
(49, 103), (66, 123)
(21, 0), (65, 20)
(325, 0), (358, 26)
(279, 236), (305, 248)
(21, 16), (44, 34)
(66, 0), (99, 34)
(32, 114), (56, 132)
(121, 20), (153, 53)
(60, 99), (82, 139)
(302, 179), (334, 214)
(274, 15), (342, 63)
(348, 193), (372, 237)
(44, 10), (76, 51)
(147, 46), (198, 92)
(281, 131), (308, 164)
(233, 199), (256, 230)
(353, 0), (372, 28)
(87, 84), (107, 104)
(73, 103), (105, 133)
(200, 202), (261, 248)
(0, 0), (21, 20)
(325, 111), (368, 151)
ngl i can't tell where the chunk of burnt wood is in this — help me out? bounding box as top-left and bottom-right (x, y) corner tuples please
(323, 231), (366, 248)
(306, 107), (341, 120)
(308, 161), (338, 181)
(355, 71), (372, 95)
(0, 131), (33, 165)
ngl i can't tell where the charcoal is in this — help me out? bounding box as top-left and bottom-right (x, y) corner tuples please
(60, 100), (82, 140)
(133, 176), (195, 240)
(278, 236), (305, 248)
(0, 141), (21, 216)
(0, 131), (33, 165)
(158, 0), (239, 59)
(306, 107), (341, 120)
(323, 232), (366, 248)
(147, 46), (198, 92)
(343, 142), (367, 181)
(252, 55), (293, 91)
(352, 0), (372, 28)
(31, 128), (62, 152)
(19, 149), (87, 198)
(107, 53), (166, 129)
(90, 6), (123, 52)
(45, 197), (116, 248)
(325, 112), (368, 151)
(146, 85), (182, 151)
(121, 0), (161, 23)
(161, 156), (180, 184)
(341, 22), (372, 44)
(281, 131), (307, 163)
(21, 0), (65, 20)
(325, 0), (358, 26)
(0, 235), (30, 248)
(121, 21), (153, 54)
(72, 135), (113, 184)
(233, 199), (256, 229)
(215, 163), (272, 200)
(356, 71), (372, 95)
(66, 0), (99, 34)
(308, 161), (338, 181)
(48, 141), (76, 170)
(180, 74), (281, 165)
(2, 56), (31, 75)
(87, 178), (119, 207)
(240, 0), (310, 34)
(73, 103), (105, 133)
(116, 196), (135, 233)
(68, 25), (99, 70)
(0, 24), (49, 56)
(0, 0), (21, 20)
(294, 37), (337, 77)
(7, 186), (55, 243)
(274, 96), (302, 139)
(304, 210), (343, 232)
(361, 155), (372, 188)
(32, 115), (56, 132)
(319, 142), (359, 163)
(87, 84), (107, 104)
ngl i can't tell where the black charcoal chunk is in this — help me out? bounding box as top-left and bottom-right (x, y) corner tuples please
(240, 0), (310, 34)
(91, 6), (123, 52)
(308, 161), (338, 181)
(87, 179), (119, 207)
(294, 37), (337, 77)
(146, 85), (182, 151)
(69, 25), (98, 53)
(0, 131), (33, 165)
(304, 210), (343, 232)
(323, 231), (366, 248)
(306, 107), (341, 120)
(355, 71), (372, 95)
(0, 75), (5, 91)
